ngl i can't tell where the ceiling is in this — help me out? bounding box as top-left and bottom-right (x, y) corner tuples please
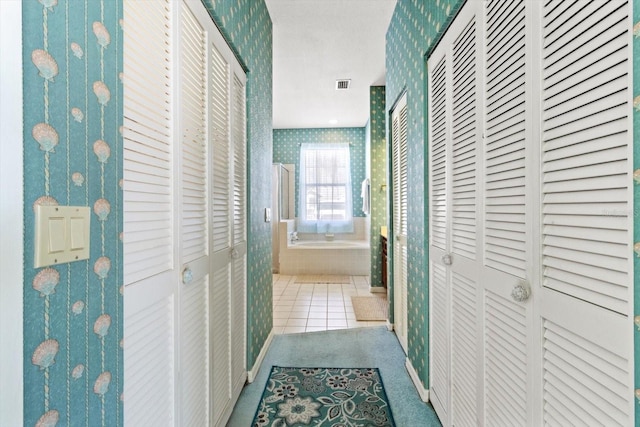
(264, 0), (397, 129)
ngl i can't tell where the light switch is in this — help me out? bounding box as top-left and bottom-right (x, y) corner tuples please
(265, 207), (271, 223)
(48, 217), (66, 253)
(70, 217), (85, 250)
(34, 205), (90, 268)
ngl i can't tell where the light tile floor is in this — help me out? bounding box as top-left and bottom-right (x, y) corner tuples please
(272, 274), (388, 334)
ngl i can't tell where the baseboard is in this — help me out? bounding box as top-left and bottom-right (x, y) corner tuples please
(405, 357), (430, 403)
(247, 329), (275, 383)
(369, 285), (386, 293)
(386, 320), (393, 331)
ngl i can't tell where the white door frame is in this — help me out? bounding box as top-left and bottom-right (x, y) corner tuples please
(0, 1), (24, 425)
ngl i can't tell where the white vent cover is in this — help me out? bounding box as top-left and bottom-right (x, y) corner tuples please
(335, 79), (351, 90)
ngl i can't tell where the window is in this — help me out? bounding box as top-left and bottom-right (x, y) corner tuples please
(298, 143), (353, 233)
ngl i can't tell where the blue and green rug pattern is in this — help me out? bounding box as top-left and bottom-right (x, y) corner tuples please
(253, 366), (395, 426)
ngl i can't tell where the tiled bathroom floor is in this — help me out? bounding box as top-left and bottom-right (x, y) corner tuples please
(272, 274), (388, 334)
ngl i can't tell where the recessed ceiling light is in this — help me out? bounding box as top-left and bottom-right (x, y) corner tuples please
(329, 119), (338, 125)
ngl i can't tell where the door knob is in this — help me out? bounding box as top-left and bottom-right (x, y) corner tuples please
(442, 254), (452, 265)
(182, 266), (193, 284)
(511, 281), (531, 303)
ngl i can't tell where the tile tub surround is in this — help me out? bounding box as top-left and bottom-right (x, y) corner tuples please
(278, 220), (371, 275)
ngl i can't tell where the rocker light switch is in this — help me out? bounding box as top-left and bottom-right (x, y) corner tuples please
(48, 217), (66, 253)
(34, 205), (90, 268)
(70, 217), (86, 250)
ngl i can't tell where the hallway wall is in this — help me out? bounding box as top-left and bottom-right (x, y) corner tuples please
(22, 1), (123, 425)
(368, 87), (387, 287)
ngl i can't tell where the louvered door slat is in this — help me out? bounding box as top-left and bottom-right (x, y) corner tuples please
(232, 75), (246, 244)
(543, 319), (629, 426)
(399, 106), (408, 236)
(541, 0), (630, 314)
(484, 0), (527, 279)
(430, 262), (449, 418)
(124, 0), (173, 285)
(211, 264), (231, 423)
(543, 1), (624, 62)
(451, 17), (477, 260)
(180, 277), (209, 426)
(451, 273), (478, 427)
(180, 2), (208, 264)
(430, 58), (448, 250)
(125, 292), (175, 426)
(391, 92), (409, 352)
(484, 292), (527, 427)
(211, 43), (230, 254)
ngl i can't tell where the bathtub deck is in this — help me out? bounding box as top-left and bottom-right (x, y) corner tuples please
(279, 240), (371, 275)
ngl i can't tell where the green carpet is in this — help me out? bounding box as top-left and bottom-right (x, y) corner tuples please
(228, 327), (441, 426)
(253, 366), (395, 426)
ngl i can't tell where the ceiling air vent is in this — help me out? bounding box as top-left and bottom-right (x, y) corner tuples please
(336, 79), (351, 90)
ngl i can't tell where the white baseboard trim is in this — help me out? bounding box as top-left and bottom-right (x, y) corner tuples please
(369, 285), (386, 293)
(247, 329), (275, 383)
(405, 357), (430, 403)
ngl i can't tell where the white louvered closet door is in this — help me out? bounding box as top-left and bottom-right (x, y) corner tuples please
(199, 0), (248, 423)
(539, 0), (633, 425)
(481, 0), (533, 426)
(230, 74), (247, 402)
(123, 1), (178, 425)
(428, 4), (486, 425)
(391, 94), (408, 352)
(209, 35), (234, 427)
(178, 3), (210, 426)
(427, 0), (634, 426)
(428, 50), (450, 423)
(124, 0), (247, 426)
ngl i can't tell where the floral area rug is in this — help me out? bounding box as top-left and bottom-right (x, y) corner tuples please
(253, 366), (395, 426)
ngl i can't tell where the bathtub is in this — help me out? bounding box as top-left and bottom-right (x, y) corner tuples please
(292, 241), (369, 249)
(279, 239), (371, 275)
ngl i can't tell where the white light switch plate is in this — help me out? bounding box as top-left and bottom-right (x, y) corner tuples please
(265, 207), (271, 222)
(34, 205), (90, 268)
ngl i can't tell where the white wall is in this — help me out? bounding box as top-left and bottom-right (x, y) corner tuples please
(0, 1), (24, 425)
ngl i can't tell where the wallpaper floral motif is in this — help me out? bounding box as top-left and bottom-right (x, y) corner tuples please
(368, 87), (387, 288)
(386, 0), (462, 387)
(202, 0), (274, 369)
(23, 0), (123, 425)
(273, 127), (367, 219)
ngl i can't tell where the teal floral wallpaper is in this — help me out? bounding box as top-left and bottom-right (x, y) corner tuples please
(368, 87), (387, 287)
(273, 128), (367, 218)
(633, 4), (639, 420)
(23, 1), (123, 425)
(386, 0), (463, 388)
(202, 0), (273, 371)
